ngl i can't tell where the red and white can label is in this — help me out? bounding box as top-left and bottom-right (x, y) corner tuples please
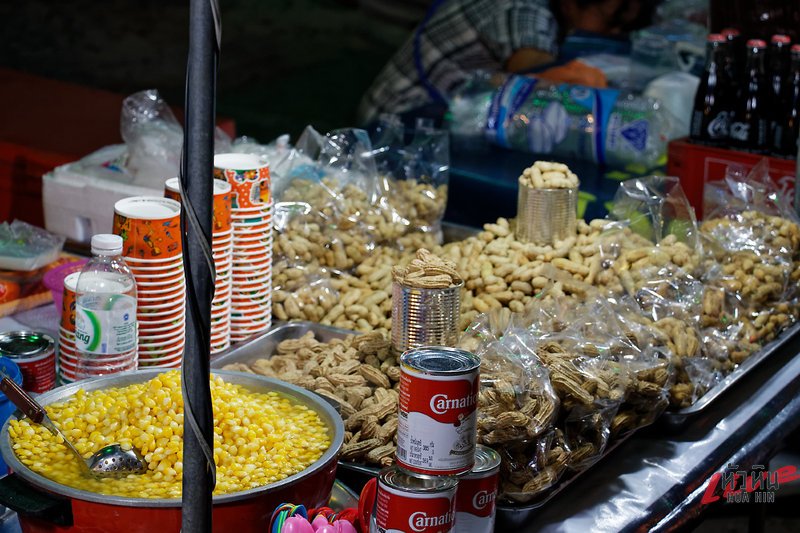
(13, 352), (56, 394)
(397, 369), (479, 476)
(375, 480), (456, 533)
(455, 470), (499, 533)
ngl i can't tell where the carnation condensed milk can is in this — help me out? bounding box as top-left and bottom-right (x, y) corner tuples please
(369, 465), (458, 533)
(0, 331), (56, 393)
(455, 444), (501, 533)
(396, 346), (480, 476)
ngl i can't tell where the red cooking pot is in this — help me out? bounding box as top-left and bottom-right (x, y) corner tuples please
(0, 370), (345, 533)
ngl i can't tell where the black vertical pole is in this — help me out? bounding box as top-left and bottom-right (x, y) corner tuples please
(181, 0), (218, 531)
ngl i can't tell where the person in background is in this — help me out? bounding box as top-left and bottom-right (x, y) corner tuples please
(357, 0), (659, 125)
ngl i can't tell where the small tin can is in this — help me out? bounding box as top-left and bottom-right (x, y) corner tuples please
(397, 346), (481, 476)
(455, 444), (501, 533)
(372, 465), (458, 533)
(0, 331), (56, 393)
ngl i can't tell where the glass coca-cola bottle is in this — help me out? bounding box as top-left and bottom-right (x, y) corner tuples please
(773, 44), (800, 158)
(729, 40), (769, 153)
(767, 34), (792, 149)
(690, 34), (734, 146)
(721, 28), (744, 97)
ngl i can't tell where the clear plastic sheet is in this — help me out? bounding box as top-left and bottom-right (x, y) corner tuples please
(120, 89), (232, 189)
(0, 221), (66, 271)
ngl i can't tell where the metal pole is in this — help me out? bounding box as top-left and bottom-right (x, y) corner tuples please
(181, 0), (218, 530)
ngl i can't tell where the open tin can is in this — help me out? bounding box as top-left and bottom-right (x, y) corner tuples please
(391, 280), (463, 355)
(0, 331), (56, 393)
(516, 183), (579, 245)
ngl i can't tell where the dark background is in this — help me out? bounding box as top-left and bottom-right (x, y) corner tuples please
(0, 0), (423, 143)
(3, 0), (798, 145)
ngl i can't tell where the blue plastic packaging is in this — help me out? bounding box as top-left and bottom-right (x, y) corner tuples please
(0, 356), (23, 475)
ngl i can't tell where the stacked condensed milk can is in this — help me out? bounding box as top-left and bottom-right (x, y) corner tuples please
(361, 250), (501, 533)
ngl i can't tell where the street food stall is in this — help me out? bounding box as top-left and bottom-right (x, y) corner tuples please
(1, 1), (800, 532)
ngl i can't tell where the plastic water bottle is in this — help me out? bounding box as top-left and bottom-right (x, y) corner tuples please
(447, 74), (675, 169)
(74, 234), (138, 379)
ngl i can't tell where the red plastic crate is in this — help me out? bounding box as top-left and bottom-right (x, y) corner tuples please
(666, 137), (797, 220)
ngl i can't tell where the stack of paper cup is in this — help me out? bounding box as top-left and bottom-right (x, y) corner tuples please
(57, 272), (81, 385)
(164, 177), (234, 354)
(113, 196), (185, 368)
(214, 153), (273, 343)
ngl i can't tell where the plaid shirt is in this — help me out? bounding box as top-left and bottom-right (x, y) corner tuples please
(357, 0), (559, 124)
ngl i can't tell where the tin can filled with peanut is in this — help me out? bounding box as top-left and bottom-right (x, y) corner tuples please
(396, 346), (480, 476)
(455, 444), (501, 533)
(391, 248), (463, 355)
(516, 161), (579, 245)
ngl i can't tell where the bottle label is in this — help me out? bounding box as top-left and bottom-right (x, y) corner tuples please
(75, 294), (137, 354)
(485, 75), (622, 165)
(485, 76), (538, 149)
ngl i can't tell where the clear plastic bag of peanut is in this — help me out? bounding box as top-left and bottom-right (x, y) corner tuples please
(554, 295), (675, 434)
(607, 175), (704, 310)
(460, 308), (560, 446)
(698, 160), (800, 374)
(369, 115), (450, 234)
(499, 428), (572, 504)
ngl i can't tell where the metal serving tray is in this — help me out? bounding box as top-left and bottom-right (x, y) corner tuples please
(208, 317), (800, 523)
(208, 321), (634, 525)
(210, 321), (357, 369)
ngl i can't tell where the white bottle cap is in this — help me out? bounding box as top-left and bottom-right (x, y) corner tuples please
(91, 234), (123, 255)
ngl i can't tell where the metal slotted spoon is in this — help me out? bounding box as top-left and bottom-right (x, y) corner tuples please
(0, 373), (148, 478)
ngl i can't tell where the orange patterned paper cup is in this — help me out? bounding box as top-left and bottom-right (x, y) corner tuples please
(164, 177), (232, 235)
(164, 178), (181, 202)
(214, 153), (270, 209)
(60, 272), (80, 332)
(113, 196), (182, 260)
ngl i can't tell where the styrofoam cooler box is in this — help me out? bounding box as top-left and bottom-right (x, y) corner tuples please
(42, 144), (162, 243)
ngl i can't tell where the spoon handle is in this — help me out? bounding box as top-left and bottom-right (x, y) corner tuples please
(0, 376), (45, 424)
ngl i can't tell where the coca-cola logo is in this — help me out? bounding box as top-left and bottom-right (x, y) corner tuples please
(408, 511), (453, 532)
(707, 111), (730, 139)
(429, 392), (478, 415)
(729, 121), (749, 141)
(472, 490), (495, 510)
